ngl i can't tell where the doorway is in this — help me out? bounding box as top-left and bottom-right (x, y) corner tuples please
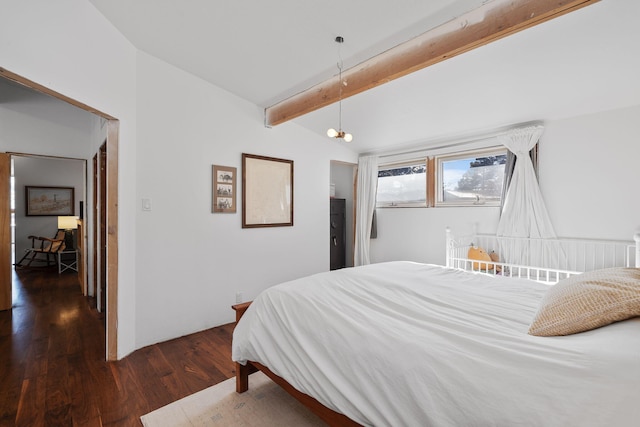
(11, 155), (86, 272)
(0, 67), (120, 361)
(330, 161), (357, 268)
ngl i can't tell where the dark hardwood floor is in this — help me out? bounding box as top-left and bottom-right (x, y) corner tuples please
(0, 267), (235, 426)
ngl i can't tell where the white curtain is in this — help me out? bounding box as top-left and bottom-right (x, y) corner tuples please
(497, 125), (557, 267)
(354, 155), (378, 266)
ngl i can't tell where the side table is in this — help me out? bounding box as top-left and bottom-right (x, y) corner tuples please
(58, 250), (78, 274)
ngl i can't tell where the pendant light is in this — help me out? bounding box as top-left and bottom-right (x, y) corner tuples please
(327, 36), (353, 143)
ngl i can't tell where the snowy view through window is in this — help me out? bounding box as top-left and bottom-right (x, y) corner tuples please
(376, 154), (507, 207)
(441, 155), (506, 204)
(377, 163), (426, 206)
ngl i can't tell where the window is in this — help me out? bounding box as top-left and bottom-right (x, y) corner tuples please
(376, 146), (507, 208)
(376, 162), (426, 207)
(436, 149), (507, 206)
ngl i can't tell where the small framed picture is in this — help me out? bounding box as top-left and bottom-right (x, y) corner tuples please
(212, 165), (237, 213)
(26, 186), (75, 216)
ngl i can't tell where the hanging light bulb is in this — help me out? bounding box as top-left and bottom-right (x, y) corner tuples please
(327, 36), (353, 143)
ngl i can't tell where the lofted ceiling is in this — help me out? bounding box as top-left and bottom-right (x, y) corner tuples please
(86, 0), (639, 154)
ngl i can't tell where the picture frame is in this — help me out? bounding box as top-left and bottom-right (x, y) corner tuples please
(26, 186), (75, 216)
(242, 153), (293, 228)
(212, 165), (237, 213)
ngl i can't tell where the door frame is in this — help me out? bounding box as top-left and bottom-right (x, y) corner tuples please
(0, 67), (120, 361)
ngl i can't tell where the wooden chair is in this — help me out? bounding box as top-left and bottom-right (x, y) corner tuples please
(16, 230), (67, 268)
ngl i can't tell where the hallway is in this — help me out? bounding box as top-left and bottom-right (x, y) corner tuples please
(0, 268), (235, 426)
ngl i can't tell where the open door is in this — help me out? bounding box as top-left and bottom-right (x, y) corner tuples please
(0, 153), (11, 311)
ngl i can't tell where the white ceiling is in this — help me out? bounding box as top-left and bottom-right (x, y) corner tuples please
(84, 0), (640, 153)
(0, 78), (97, 134)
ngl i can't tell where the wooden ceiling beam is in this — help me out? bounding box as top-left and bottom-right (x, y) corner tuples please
(265, 0), (599, 127)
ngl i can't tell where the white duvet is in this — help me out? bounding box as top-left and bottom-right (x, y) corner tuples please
(232, 262), (640, 427)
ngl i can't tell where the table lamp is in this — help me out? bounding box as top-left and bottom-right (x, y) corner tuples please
(57, 216), (79, 250)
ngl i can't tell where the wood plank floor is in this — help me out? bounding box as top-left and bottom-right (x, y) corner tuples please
(0, 268), (236, 426)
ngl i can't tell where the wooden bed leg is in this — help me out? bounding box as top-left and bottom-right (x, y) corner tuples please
(232, 302), (254, 394)
(236, 362), (249, 393)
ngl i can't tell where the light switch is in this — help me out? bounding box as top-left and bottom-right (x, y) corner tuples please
(142, 198), (152, 211)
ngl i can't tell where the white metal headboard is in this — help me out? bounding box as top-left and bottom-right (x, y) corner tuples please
(446, 228), (639, 284)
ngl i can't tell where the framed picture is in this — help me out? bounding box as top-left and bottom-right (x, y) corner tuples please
(26, 186), (75, 216)
(212, 165), (237, 213)
(242, 153), (293, 228)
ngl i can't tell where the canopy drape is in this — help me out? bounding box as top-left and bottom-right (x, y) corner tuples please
(497, 125), (555, 238)
(497, 126), (557, 267)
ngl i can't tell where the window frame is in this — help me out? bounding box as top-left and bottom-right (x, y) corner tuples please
(375, 145), (509, 209)
(435, 146), (507, 207)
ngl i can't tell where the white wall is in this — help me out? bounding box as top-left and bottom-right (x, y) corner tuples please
(134, 53), (357, 347)
(370, 104), (640, 264)
(370, 206), (500, 265)
(540, 105), (640, 240)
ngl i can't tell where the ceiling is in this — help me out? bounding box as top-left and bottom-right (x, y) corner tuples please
(31, 1), (640, 154)
(0, 78), (97, 134)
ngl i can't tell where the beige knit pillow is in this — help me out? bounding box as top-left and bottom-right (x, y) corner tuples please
(528, 267), (640, 336)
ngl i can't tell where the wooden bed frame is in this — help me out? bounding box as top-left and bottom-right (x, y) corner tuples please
(232, 230), (640, 426)
(232, 302), (361, 427)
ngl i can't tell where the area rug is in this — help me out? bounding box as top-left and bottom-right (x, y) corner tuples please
(140, 371), (327, 426)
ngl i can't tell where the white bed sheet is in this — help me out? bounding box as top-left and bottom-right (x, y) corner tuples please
(232, 261), (640, 427)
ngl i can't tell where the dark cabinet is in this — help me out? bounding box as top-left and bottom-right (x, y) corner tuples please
(330, 198), (346, 270)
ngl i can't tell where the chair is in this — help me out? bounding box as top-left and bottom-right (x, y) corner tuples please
(16, 230), (67, 268)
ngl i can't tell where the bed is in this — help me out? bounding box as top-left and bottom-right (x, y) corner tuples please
(231, 231), (640, 426)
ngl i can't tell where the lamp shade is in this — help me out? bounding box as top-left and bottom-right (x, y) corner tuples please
(58, 216), (79, 230)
